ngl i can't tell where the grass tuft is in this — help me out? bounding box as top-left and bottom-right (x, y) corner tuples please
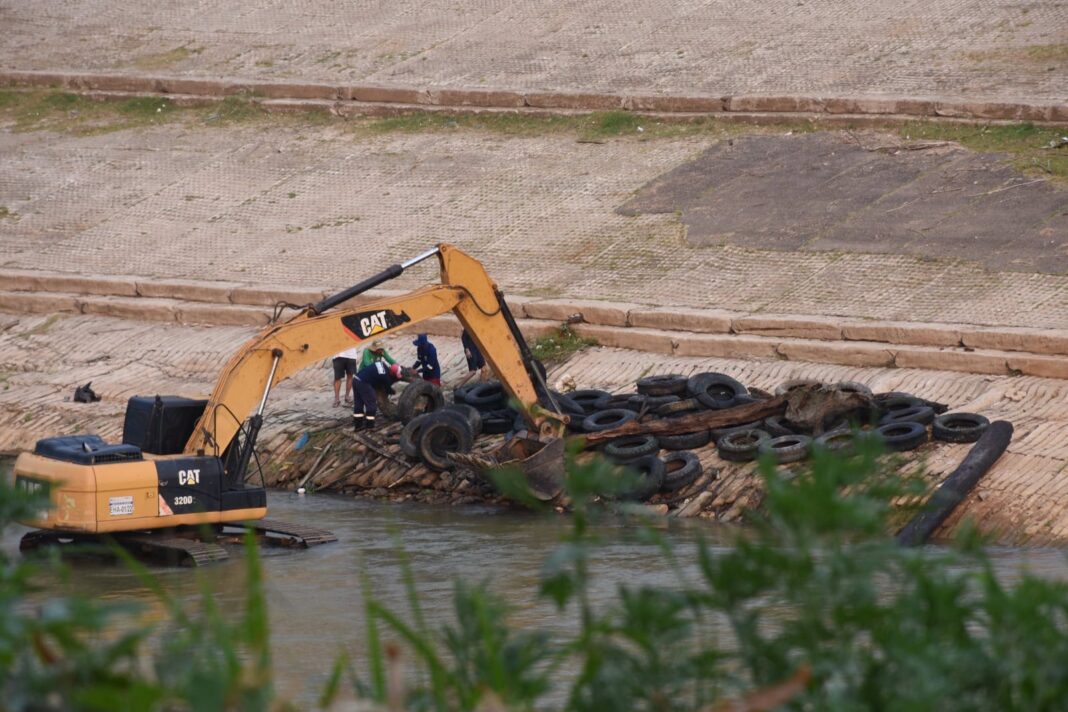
(530, 324), (598, 364)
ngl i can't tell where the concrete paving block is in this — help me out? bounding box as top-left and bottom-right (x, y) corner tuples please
(159, 77), (248, 96)
(672, 332), (779, 359)
(573, 324), (675, 354)
(430, 88), (525, 108)
(524, 92), (622, 110)
(841, 320), (963, 347)
(961, 327), (1068, 356)
(628, 306), (733, 333)
(177, 303), (270, 327)
(776, 339), (895, 368)
(250, 81), (339, 100)
(0, 291), (80, 315)
(136, 278), (241, 303)
(0, 272), (140, 297)
(230, 286), (325, 307)
(1007, 354), (1068, 380)
(732, 314), (842, 340)
(348, 84), (429, 105)
(728, 95), (826, 113)
(79, 296), (178, 323)
(823, 97), (899, 115)
(624, 95), (725, 112)
(516, 319), (559, 341)
(524, 299), (636, 327)
(501, 294), (534, 318)
(893, 345), (1009, 375)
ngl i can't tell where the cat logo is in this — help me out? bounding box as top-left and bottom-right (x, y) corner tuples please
(342, 309), (411, 341)
(178, 469), (201, 486)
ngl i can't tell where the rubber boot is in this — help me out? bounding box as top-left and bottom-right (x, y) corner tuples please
(365, 416), (377, 431)
(353, 415), (366, 431)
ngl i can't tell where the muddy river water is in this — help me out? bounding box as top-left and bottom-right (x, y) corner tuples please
(4, 459), (1068, 706)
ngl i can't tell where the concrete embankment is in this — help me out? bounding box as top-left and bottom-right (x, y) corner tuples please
(2, 313), (1067, 544)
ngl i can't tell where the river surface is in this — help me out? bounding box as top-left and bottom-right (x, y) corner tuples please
(4, 458), (1068, 706)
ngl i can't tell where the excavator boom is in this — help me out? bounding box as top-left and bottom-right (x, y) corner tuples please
(185, 243), (554, 457)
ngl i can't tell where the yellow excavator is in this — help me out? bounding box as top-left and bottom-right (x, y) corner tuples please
(12, 244), (567, 561)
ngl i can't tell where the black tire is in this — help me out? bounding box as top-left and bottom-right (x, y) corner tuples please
(762, 415), (796, 437)
(442, 403), (483, 436)
(836, 381), (873, 397)
(659, 430), (711, 451)
(932, 413), (990, 443)
(417, 414), (475, 471)
(614, 455), (666, 501)
(814, 429), (859, 453)
(636, 374), (688, 397)
(628, 394), (680, 412)
(482, 408), (519, 435)
(453, 383), (477, 405)
(661, 451), (702, 492)
(570, 389), (611, 414)
(710, 421), (764, 441)
(399, 413), (432, 459)
(759, 434), (812, 464)
(875, 421), (927, 452)
(656, 397), (702, 418)
(691, 373), (748, 410)
(465, 381), (508, 410)
(880, 405), (935, 427)
(593, 393), (635, 411)
(583, 408), (638, 432)
(538, 389), (584, 418)
(396, 380), (445, 424)
(774, 379), (821, 396)
(716, 428), (770, 462)
(686, 372), (745, 397)
(604, 434), (660, 461)
(876, 394), (924, 413)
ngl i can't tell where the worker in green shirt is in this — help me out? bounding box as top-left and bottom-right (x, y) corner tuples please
(359, 340), (397, 369)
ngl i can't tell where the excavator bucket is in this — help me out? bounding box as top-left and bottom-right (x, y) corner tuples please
(497, 436), (567, 501)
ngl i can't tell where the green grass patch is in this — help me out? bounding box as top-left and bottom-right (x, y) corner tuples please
(530, 324), (598, 364)
(0, 206), (15, 220)
(901, 121), (1068, 183)
(204, 95), (266, 124)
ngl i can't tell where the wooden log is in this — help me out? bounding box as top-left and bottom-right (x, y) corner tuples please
(676, 491), (714, 518)
(580, 396), (787, 444)
(896, 420), (1013, 547)
(296, 443), (333, 490)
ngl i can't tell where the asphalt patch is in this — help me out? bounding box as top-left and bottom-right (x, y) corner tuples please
(618, 133), (1068, 273)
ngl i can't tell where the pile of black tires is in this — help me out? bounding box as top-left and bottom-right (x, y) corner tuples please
(388, 373), (991, 501)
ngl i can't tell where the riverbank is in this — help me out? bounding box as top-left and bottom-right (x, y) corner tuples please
(2, 312), (1066, 544)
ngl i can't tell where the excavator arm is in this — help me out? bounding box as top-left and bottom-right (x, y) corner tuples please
(184, 244), (558, 458)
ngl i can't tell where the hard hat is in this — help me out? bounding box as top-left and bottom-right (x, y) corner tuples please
(371, 340), (384, 350)
(389, 364), (402, 378)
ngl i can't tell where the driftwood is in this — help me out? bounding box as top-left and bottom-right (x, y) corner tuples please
(896, 420), (1013, 547)
(296, 443), (333, 490)
(581, 385), (877, 444)
(580, 396), (788, 444)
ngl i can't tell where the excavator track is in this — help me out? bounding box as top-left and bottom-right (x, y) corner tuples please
(119, 534), (231, 566)
(244, 518), (338, 547)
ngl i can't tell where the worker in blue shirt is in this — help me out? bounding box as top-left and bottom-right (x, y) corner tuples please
(353, 361), (404, 430)
(411, 334), (441, 386)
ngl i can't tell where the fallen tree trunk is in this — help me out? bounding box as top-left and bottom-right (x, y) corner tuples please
(579, 396), (788, 444)
(895, 420), (1013, 547)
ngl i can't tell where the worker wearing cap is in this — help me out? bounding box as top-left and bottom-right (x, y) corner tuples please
(359, 340), (396, 369)
(411, 333), (441, 386)
(353, 361), (405, 430)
